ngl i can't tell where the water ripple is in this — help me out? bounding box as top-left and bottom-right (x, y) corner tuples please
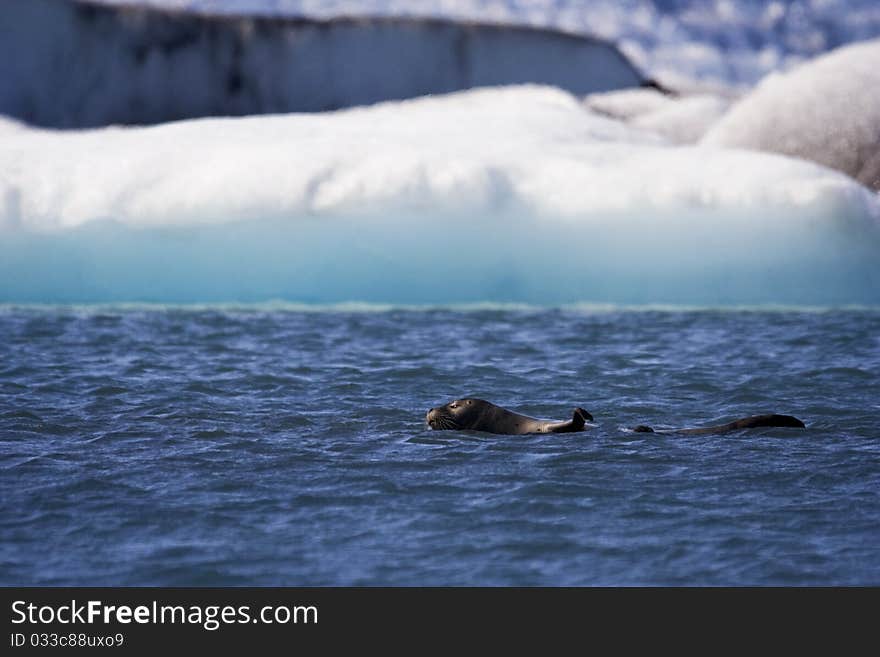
(1, 307), (879, 585)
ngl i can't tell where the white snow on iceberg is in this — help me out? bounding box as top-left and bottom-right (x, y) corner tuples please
(1, 86), (878, 305)
(703, 38), (880, 191)
(584, 88), (734, 144)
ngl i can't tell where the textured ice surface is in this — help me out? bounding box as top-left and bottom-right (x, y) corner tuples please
(0, 0), (642, 128)
(91, 0), (880, 86)
(3, 86), (876, 230)
(632, 95), (733, 144)
(2, 86), (878, 304)
(703, 38), (880, 191)
(584, 88), (681, 121)
(585, 88), (733, 144)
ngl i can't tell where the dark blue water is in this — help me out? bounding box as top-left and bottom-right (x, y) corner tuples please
(1, 306), (878, 585)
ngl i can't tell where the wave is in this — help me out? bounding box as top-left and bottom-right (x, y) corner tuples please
(3, 302), (879, 314)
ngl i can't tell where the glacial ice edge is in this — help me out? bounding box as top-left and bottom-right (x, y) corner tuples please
(1, 86), (878, 304)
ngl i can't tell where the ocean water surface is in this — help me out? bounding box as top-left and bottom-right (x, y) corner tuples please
(1, 306), (878, 585)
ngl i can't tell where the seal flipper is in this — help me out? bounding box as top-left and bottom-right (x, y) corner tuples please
(574, 407), (593, 426)
(632, 425), (654, 433)
(564, 407), (592, 431)
(547, 407), (592, 433)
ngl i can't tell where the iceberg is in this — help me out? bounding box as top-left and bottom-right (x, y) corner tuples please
(1, 86), (878, 305)
(89, 0), (880, 87)
(585, 88), (734, 144)
(0, 0), (643, 128)
(703, 38), (880, 191)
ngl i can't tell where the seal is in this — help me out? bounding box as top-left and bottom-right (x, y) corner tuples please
(426, 398), (593, 435)
(632, 414), (805, 435)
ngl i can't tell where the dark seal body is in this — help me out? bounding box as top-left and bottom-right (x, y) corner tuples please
(427, 399), (592, 435)
(633, 413), (805, 435)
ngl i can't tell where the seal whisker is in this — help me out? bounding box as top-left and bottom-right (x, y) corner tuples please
(434, 414), (460, 430)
